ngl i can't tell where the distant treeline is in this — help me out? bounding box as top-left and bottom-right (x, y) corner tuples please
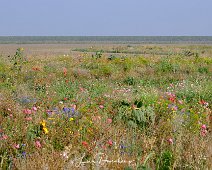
(0, 36), (212, 44)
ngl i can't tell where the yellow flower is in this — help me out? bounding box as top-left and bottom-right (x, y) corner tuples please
(69, 118), (74, 121)
(40, 120), (46, 127)
(43, 127), (49, 134)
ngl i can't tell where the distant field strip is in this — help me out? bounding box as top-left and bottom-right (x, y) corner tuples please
(1, 36), (212, 44)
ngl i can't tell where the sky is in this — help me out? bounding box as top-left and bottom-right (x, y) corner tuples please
(0, 0), (212, 36)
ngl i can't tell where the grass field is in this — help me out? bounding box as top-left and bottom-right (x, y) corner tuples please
(0, 44), (211, 169)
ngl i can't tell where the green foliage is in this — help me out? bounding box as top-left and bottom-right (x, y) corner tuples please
(117, 105), (155, 130)
(138, 56), (149, 65)
(198, 66), (209, 74)
(0, 150), (13, 170)
(123, 76), (137, 85)
(26, 124), (42, 141)
(91, 64), (113, 78)
(157, 150), (174, 170)
(123, 58), (133, 72)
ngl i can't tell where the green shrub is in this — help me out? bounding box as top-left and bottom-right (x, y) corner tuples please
(198, 66), (209, 74)
(116, 105), (155, 130)
(157, 150), (174, 170)
(157, 58), (179, 73)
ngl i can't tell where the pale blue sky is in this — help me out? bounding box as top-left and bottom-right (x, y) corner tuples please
(0, 0), (211, 36)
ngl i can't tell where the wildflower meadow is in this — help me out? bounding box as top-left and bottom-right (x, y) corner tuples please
(0, 45), (211, 169)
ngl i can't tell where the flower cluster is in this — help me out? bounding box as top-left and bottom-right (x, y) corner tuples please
(40, 120), (49, 134)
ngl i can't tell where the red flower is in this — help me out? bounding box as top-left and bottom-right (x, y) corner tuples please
(169, 97), (175, 102)
(82, 141), (88, 147)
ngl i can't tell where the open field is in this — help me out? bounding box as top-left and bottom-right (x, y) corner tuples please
(0, 43), (212, 169)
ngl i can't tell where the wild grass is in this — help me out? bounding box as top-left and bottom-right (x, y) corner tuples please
(0, 45), (211, 169)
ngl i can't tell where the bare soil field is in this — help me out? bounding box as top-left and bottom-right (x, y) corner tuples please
(0, 44), (91, 57)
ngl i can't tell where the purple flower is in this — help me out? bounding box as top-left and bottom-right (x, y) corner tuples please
(71, 108), (75, 113)
(63, 107), (71, 113)
(22, 151), (26, 158)
(120, 144), (127, 149)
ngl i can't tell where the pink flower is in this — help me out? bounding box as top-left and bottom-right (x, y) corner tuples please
(79, 87), (85, 92)
(35, 140), (42, 148)
(108, 139), (113, 146)
(23, 109), (32, 114)
(107, 118), (112, 124)
(0, 135), (8, 140)
(63, 67), (67, 76)
(32, 106), (37, 111)
(25, 117), (32, 121)
(201, 129), (207, 137)
(167, 138), (173, 144)
(172, 106), (178, 111)
(92, 116), (101, 123)
(178, 100), (183, 104)
(102, 145), (107, 150)
(3, 135), (8, 140)
(200, 124), (207, 137)
(201, 124), (207, 130)
(200, 100), (209, 107)
(132, 104), (137, 110)
(14, 144), (20, 149)
(72, 104), (77, 110)
(46, 110), (52, 115)
(99, 105), (104, 109)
